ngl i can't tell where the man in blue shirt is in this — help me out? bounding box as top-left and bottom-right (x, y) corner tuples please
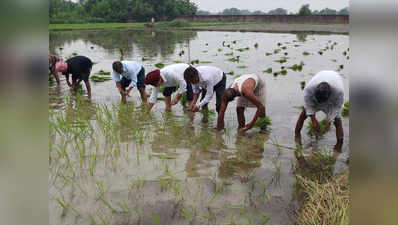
(112, 61), (147, 103)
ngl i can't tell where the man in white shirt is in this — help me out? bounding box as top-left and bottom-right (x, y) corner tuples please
(184, 65), (226, 114)
(112, 61), (147, 103)
(295, 70), (345, 152)
(217, 74), (266, 132)
(144, 63), (193, 111)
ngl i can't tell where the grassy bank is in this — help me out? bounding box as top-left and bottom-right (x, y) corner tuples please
(49, 21), (256, 31)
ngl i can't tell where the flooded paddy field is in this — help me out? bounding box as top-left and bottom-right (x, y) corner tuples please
(49, 29), (349, 225)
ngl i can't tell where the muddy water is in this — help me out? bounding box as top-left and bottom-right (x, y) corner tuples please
(49, 29), (349, 225)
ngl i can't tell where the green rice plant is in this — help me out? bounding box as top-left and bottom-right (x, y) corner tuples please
(72, 52), (78, 56)
(97, 70), (111, 75)
(218, 48), (223, 52)
(263, 68), (272, 74)
(200, 61), (212, 64)
(339, 64), (344, 70)
(237, 65), (246, 69)
(227, 56), (240, 62)
(300, 81), (306, 90)
(119, 48), (124, 60)
(274, 56), (289, 64)
(281, 46), (287, 50)
(342, 101), (349, 117)
(254, 116), (271, 131)
(226, 71), (234, 75)
(224, 52), (233, 56)
(281, 69), (288, 75)
(265, 52), (272, 56)
(307, 118), (330, 136)
(274, 49), (281, 54)
(190, 59), (200, 64)
(173, 60), (183, 63)
(155, 62), (165, 68)
(142, 57), (150, 61)
(90, 75), (112, 82)
(302, 51), (310, 56)
(254, 43), (259, 48)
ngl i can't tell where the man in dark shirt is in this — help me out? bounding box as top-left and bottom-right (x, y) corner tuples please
(56, 55), (93, 97)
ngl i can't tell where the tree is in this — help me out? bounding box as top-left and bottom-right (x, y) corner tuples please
(318, 8), (337, 15)
(196, 10), (211, 15)
(338, 7), (349, 15)
(298, 4), (312, 16)
(268, 8), (287, 15)
(252, 10), (266, 15)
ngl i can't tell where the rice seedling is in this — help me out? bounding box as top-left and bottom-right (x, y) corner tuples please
(339, 64), (344, 70)
(343, 51), (347, 56)
(307, 118), (330, 136)
(281, 46), (287, 50)
(202, 50), (208, 53)
(200, 61), (212, 64)
(265, 52), (272, 56)
(263, 68), (272, 74)
(318, 51), (323, 55)
(90, 75), (112, 82)
(273, 49), (281, 54)
(274, 57), (289, 64)
(119, 48), (124, 60)
(237, 47), (250, 52)
(302, 51), (310, 56)
(300, 81), (306, 90)
(72, 52), (78, 56)
(254, 43), (259, 48)
(218, 48), (223, 52)
(142, 57), (150, 61)
(237, 65), (246, 69)
(226, 71), (235, 75)
(296, 170), (349, 225)
(288, 62), (304, 71)
(227, 56), (240, 62)
(191, 59), (200, 64)
(225, 52), (234, 56)
(342, 101), (349, 117)
(155, 62), (165, 68)
(173, 60), (183, 63)
(280, 69), (288, 75)
(254, 116), (271, 131)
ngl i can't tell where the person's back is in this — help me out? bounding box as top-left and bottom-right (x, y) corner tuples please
(305, 70), (343, 93)
(160, 63), (189, 85)
(196, 66), (223, 82)
(64, 56), (93, 79)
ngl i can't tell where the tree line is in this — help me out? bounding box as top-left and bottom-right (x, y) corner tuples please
(50, 0), (198, 24)
(50, 1), (348, 24)
(197, 5), (349, 16)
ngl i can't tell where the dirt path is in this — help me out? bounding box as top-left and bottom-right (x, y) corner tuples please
(184, 23), (349, 34)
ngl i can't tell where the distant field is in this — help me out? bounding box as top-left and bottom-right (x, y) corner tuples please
(49, 22), (256, 31)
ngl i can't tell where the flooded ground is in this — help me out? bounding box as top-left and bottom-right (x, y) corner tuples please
(49, 29), (349, 225)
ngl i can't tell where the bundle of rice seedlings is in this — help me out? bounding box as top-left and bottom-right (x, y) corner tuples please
(307, 118), (330, 136)
(296, 170), (349, 225)
(255, 116), (271, 131)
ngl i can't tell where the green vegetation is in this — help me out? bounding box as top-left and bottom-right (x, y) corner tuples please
(307, 118), (330, 135)
(300, 81), (306, 90)
(342, 101), (349, 117)
(274, 57), (289, 64)
(227, 56), (240, 62)
(237, 65), (247, 69)
(288, 62), (305, 71)
(155, 62), (165, 69)
(50, 0), (197, 24)
(265, 52), (272, 56)
(302, 51), (310, 56)
(97, 70), (111, 76)
(254, 43), (259, 49)
(236, 47), (250, 52)
(263, 68), (273, 74)
(255, 116), (271, 130)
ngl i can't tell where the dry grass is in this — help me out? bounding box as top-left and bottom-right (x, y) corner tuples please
(296, 169), (349, 225)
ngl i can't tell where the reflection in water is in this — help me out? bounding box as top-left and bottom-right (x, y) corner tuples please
(219, 133), (267, 179)
(50, 29), (198, 58)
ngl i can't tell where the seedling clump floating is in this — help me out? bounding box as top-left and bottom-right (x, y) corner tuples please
(155, 62), (165, 68)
